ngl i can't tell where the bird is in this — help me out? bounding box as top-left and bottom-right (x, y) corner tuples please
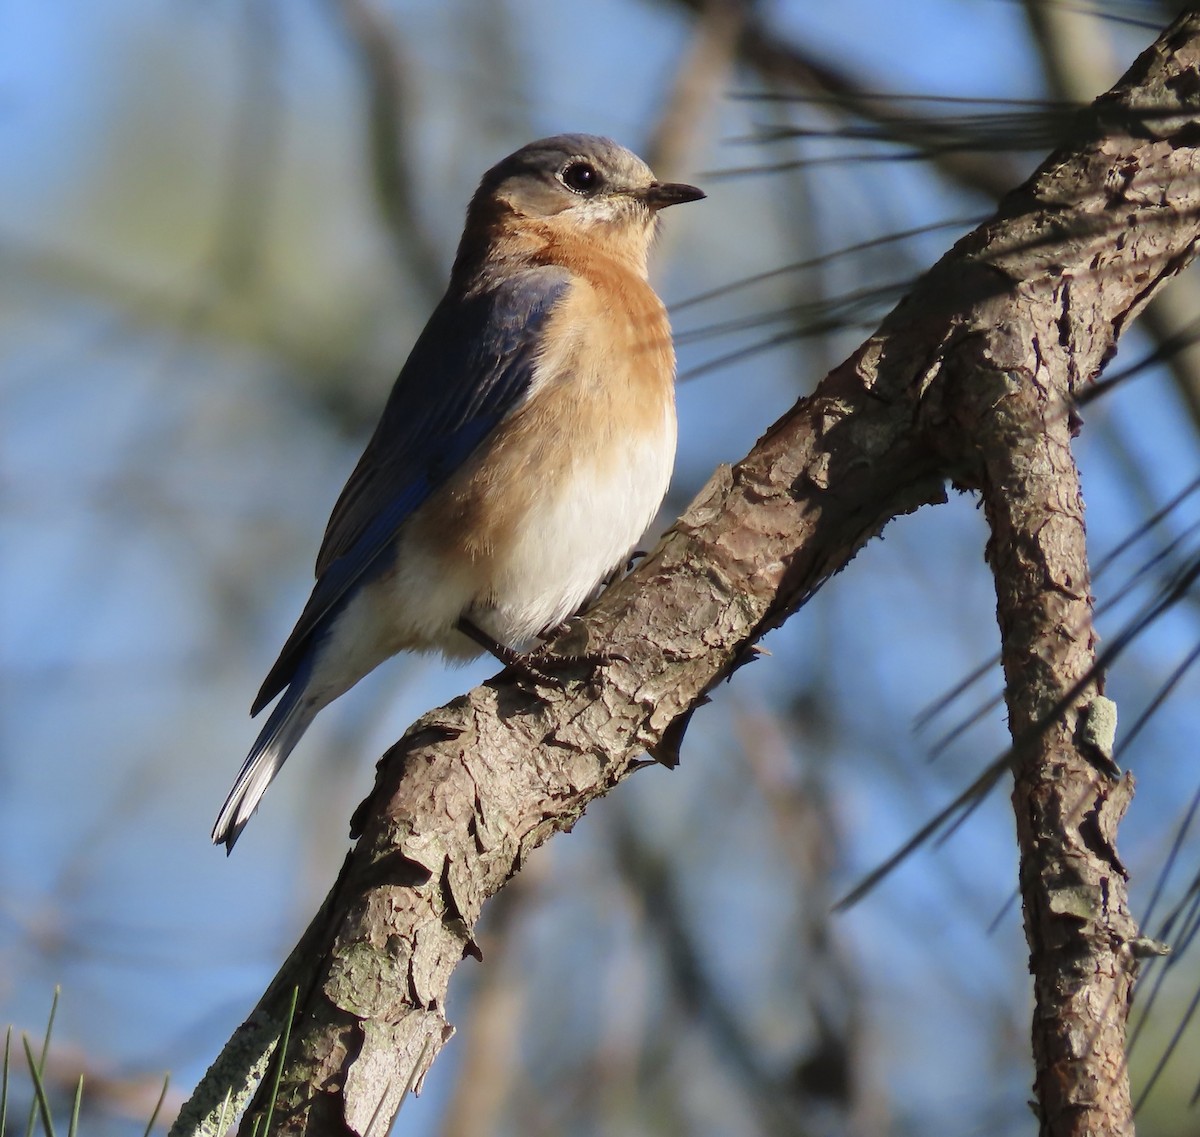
(211, 134), (704, 851)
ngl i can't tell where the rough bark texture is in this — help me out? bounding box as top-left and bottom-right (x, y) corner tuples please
(911, 22), (1200, 1133)
(170, 14), (1200, 1137)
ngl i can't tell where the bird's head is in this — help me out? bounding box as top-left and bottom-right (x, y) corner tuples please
(457, 134), (704, 278)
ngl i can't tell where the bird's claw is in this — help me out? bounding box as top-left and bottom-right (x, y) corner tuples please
(506, 644), (629, 690)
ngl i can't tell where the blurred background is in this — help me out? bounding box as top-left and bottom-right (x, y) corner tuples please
(4, 1), (1200, 1134)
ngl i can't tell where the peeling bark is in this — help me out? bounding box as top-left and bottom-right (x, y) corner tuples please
(169, 14), (1200, 1137)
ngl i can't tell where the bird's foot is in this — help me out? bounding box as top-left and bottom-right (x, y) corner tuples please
(457, 617), (626, 690)
(518, 639), (630, 688)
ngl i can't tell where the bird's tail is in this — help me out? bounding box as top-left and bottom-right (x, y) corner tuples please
(212, 659), (319, 853)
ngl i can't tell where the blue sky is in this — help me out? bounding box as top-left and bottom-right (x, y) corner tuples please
(2, 2), (1196, 1134)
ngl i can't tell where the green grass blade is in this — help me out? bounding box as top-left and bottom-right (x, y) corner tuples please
(23, 990), (58, 1137)
(66, 1077), (82, 1137)
(142, 1073), (169, 1137)
(19, 1039), (54, 1137)
(259, 987), (298, 1137)
(215, 1087), (233, 1135)
(2, 1025), (13, 1137)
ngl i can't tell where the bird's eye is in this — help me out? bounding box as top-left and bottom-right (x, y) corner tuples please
(559, 160), (602, 194)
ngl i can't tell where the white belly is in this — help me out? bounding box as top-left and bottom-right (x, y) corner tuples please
(478, 409), (676, 644)
(309, 401), (675, 701)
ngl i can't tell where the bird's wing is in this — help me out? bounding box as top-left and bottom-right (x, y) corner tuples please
(252, 266), (571, 714)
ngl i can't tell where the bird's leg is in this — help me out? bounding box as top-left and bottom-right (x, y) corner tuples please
(527, 620), (631, 671)
(521, 560), (643, 671)
(456, 617), (570, 687)
(456, 617), (525, 669)
(455, 617), (626, 687)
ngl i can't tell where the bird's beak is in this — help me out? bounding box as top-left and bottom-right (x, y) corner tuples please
(635, 181), (706, 210)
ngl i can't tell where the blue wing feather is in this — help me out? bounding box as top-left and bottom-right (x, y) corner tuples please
(252, 266), (571, 714)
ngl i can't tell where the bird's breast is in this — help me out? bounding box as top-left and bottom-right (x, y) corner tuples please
(409, 267), (678, 643)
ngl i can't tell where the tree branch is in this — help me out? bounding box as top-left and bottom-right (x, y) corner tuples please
(169, 13), (1200, 1137)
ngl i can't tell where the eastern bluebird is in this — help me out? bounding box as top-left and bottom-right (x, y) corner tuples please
(212, 134), (703, 851)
